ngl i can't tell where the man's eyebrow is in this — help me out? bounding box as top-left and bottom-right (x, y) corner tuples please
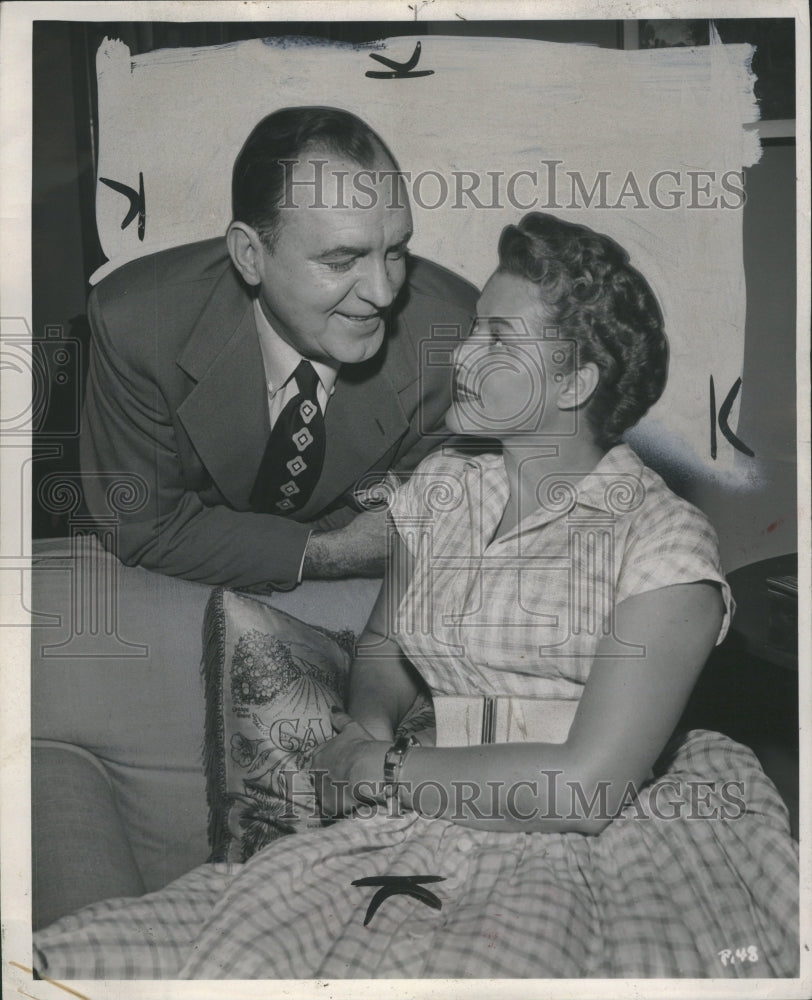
(315, 231), (413, 260)
(314, 243), (371, 260)
(389, 230), (413, 251)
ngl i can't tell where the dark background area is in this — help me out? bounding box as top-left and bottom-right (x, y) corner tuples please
(639, 18), (795, 118)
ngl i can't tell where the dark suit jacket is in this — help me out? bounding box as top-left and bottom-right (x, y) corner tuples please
(80, 238), (477, 588)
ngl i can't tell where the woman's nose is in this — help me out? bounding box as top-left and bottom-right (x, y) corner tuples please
(452, 338), (475, 373)
(453, 329), (490, 370)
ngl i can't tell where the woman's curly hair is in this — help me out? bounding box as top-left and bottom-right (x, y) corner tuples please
(497, 213), (669, 448)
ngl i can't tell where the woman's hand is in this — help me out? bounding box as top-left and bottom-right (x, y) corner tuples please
(309, 708), (389, 817)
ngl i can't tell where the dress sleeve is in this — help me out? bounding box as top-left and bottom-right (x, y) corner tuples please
(387, 451), (470, 558)
(615, 495), (735, 645)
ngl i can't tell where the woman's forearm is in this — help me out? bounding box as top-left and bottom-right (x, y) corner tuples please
(341, 581), (723, 834)
(349, 738), (629, 834)
(347, 629), (423, 740)
(401, 743), (610, 833)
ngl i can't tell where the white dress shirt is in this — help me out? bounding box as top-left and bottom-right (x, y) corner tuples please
(253, 298), (339, 427)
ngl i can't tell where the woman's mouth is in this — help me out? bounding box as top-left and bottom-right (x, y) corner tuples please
(452, 375), (481, 403)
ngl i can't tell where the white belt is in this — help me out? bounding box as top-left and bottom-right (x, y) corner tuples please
(433, 695), (577, 747)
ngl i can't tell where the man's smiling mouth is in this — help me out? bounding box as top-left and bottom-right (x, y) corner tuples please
(336, 311), (383, 323)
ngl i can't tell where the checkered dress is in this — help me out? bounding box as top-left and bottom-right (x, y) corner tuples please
(389, 445), (735, 700)
(33, 446), (799, 979)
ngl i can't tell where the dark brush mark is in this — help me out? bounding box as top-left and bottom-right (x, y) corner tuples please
(100, 172), (145, 240)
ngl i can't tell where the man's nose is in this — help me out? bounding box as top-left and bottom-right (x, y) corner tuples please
(355, 255), (397, 309)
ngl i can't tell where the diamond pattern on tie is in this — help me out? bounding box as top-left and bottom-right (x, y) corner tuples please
(293, 428), (313, 452)
(250, 359), (326, 516)
(299, 400), (318, 424)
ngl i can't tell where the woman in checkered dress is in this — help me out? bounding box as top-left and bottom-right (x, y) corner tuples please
(34, 214), (799, 979)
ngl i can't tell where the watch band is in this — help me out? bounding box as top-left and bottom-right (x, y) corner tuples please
(383, 734), (418, 796)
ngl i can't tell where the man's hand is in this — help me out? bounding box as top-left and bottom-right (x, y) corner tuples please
(309, 708), (388, 816)
(302, 508), (390, 578)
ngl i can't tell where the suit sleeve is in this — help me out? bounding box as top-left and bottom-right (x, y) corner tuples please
(79, 289), (311, 590)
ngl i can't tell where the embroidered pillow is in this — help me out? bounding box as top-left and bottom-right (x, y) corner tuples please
(203, 588), (357, 862)
(203, 588), (435, 862)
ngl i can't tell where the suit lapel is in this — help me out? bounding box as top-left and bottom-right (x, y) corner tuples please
(176, 270), (270, 508)
(176, 264), (410, 515)
(297, 358), (409, 519)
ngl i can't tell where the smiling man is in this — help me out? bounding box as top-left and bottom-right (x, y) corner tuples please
(80, 107), (477, 588)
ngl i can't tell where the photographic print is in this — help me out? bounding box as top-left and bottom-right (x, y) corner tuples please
(1, 1), (808, 997)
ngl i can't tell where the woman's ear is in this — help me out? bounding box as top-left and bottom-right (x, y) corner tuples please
(226, 221), (264, 286)
(557, 362), (600, 411)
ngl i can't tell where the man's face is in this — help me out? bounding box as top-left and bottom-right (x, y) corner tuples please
(253, 152), (413, 365)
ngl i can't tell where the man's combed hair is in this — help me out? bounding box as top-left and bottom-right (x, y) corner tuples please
(232, 106), (398, 251)
(498, 212), (669, 448)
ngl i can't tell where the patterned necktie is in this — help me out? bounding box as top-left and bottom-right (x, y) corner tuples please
(250, 359), (326, 515)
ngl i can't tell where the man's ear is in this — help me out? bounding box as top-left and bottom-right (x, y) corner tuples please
(226, 221), (265, 287)
(557, 362), (600, 411)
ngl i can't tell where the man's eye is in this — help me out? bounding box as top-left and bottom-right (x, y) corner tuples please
(325, 259), (355, 272)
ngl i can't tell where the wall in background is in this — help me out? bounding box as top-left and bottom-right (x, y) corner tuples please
(698, 143), (797, 571)
(638, 142), (797, 572)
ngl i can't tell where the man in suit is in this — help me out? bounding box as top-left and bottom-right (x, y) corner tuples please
(81, 106), (477, 589)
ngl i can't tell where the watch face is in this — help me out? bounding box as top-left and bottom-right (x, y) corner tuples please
(384, 735), (416, 786)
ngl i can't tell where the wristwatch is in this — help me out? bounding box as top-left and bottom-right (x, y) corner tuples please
(383, 734), (419, 797)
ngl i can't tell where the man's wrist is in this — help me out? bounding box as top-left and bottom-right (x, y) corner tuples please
(301, 527), (344, 578)
(301, 529), (326, 578)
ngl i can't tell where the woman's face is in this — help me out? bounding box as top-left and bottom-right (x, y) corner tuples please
(446, 271), (574, 439)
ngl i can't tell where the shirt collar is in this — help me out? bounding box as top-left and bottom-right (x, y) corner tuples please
(573, 443), (646, 513)
(253, 298), (340, 399)
(473, 443), (646, 542)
